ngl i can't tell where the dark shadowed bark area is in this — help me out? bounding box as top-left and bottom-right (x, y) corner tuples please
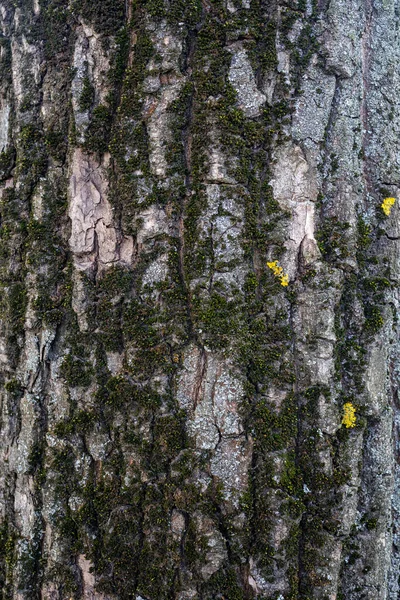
(0, 0), (399, 598)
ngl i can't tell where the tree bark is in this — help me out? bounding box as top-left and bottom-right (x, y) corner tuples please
(0, 0), (399, 599)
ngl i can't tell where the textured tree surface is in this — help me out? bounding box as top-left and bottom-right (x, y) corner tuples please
(0, 0), (400, 598)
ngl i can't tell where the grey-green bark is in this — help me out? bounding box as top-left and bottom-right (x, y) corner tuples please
(0, 0), (399, 599)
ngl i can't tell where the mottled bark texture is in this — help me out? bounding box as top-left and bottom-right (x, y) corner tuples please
(0, 0), (399, 598)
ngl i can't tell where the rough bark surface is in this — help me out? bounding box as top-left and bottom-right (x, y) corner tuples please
(0, 0), (399, 599)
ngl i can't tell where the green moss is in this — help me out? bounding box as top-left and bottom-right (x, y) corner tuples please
(27, 209), (69, 323)
(362, 516), (378, 531)
(76, 0), (125, 37)
(0, 35), (11, 83)
(6, 2), (361, 595)
(0, 148), (15, 181)
(294, 381), (356, 594)
(0, 522), (8, 591)
(107, 25), (154, 220)
(45, 126), (68, 162)
(28, 440), (46, 475)
(17, 124), (48, 196)
(0, 185), (30, 366)
(79, 76), (95, 112)
(357, 217), (372, 250)
(60, 352), (93, 388)
(83, 104), (113, 154)
(4, 378), (23, 396)
(252, 393), (297, 452)
(193, 292), (242, 350)
(54, 409), (95, 437)
(248, 18), (278, 74)
(107, 26), (130, 96)
(31, 0), (73, 60)
(364, 305), (384, 333)
(280, 452), (302, 495)
(167, 0), (202, 28)
(0, 520), (17, 598)
(200, 567), (244, 600)
(316, 218), (351, 261)
(121, 298), (174, 379)
(8, 282), (28, 338)
(146, 0), (167, 19)
(280, 5), (319, 89)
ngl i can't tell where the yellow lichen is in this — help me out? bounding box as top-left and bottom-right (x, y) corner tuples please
(267, 261), (289, 287)
(280, 273), (289, 287)
(342, 402), (356, 428)
(381, 197), (396, 216)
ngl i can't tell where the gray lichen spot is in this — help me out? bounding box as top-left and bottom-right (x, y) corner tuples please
(321, 0), (362, 78)
(292, 58), (337, 151)
(177, 346), (251, 502)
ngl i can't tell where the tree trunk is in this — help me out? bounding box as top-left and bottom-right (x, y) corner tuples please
(0, 0), (399, 598)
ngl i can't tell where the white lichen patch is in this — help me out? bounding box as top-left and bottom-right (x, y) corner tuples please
(195, 184), (246, 291)
(228, 47), (266, 118)
(106, 351), (124, 375)
(11, 35), (41, 110)
(145, 22), (183, 178)
(248, 558), (270, 595)
(71, 24), (111, 140)
(71, 270), (89, 332)
(14, 477), (35, 537)
(292, 59), (336, 150)
(171, 509), (186, 539)
(321, 0), (361, 78)
(0, 99), (10, 152)
(146, 81), (183, 178)
(210, 437), (252, 501)
(142, 254), (169, 289)
(136, 205), (170, 246)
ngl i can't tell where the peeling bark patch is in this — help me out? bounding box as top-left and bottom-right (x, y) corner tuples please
(78, 554), (108, 600)
(270, 143), (318, 277)
(68, 149), (133, 273)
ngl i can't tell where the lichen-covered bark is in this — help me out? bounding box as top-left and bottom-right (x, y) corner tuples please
(0, 0), (399, 599)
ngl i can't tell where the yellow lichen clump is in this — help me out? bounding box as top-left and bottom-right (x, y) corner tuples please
(267, 261), (289, 287)
(381, 197), (396, 216)
(342, 402), (356, 428)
